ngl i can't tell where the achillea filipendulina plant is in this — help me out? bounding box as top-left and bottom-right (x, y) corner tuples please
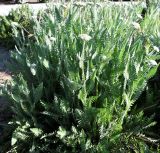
(2, 2), (160, 153)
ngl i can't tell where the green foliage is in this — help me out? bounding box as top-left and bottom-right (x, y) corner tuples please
(0, 5), (33, 49)
(2, 2), (160, 153)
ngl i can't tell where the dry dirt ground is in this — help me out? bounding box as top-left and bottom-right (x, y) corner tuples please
(0, 46), (11, 83)
(0, 47), (12, 145)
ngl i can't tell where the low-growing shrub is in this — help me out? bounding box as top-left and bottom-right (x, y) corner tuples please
(2, 2), (160, 152)
(0, 5), (33, 49)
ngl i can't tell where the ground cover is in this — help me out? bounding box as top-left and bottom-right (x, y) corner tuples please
(0, 1), (160, 152)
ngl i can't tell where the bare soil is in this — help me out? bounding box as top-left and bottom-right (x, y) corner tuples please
(0, 72), (11, 84)
(0, 46), (12, 146)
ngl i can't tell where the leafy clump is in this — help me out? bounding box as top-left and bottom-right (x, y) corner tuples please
(0, 5), (33, 49)
(2, 2), (160, 153)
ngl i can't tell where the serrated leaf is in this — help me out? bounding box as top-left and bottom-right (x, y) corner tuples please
(147, 66), (158, 79)
(43, 59), (50, 70)
(30, 64), (36, 76)
(30, 128), (43, 137)
(57, 127), (67, 139)
(11, 137), (17, 146)
(11, 21), (20, 27)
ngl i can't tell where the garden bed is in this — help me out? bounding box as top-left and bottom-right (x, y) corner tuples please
(0, 1), (160, 152)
